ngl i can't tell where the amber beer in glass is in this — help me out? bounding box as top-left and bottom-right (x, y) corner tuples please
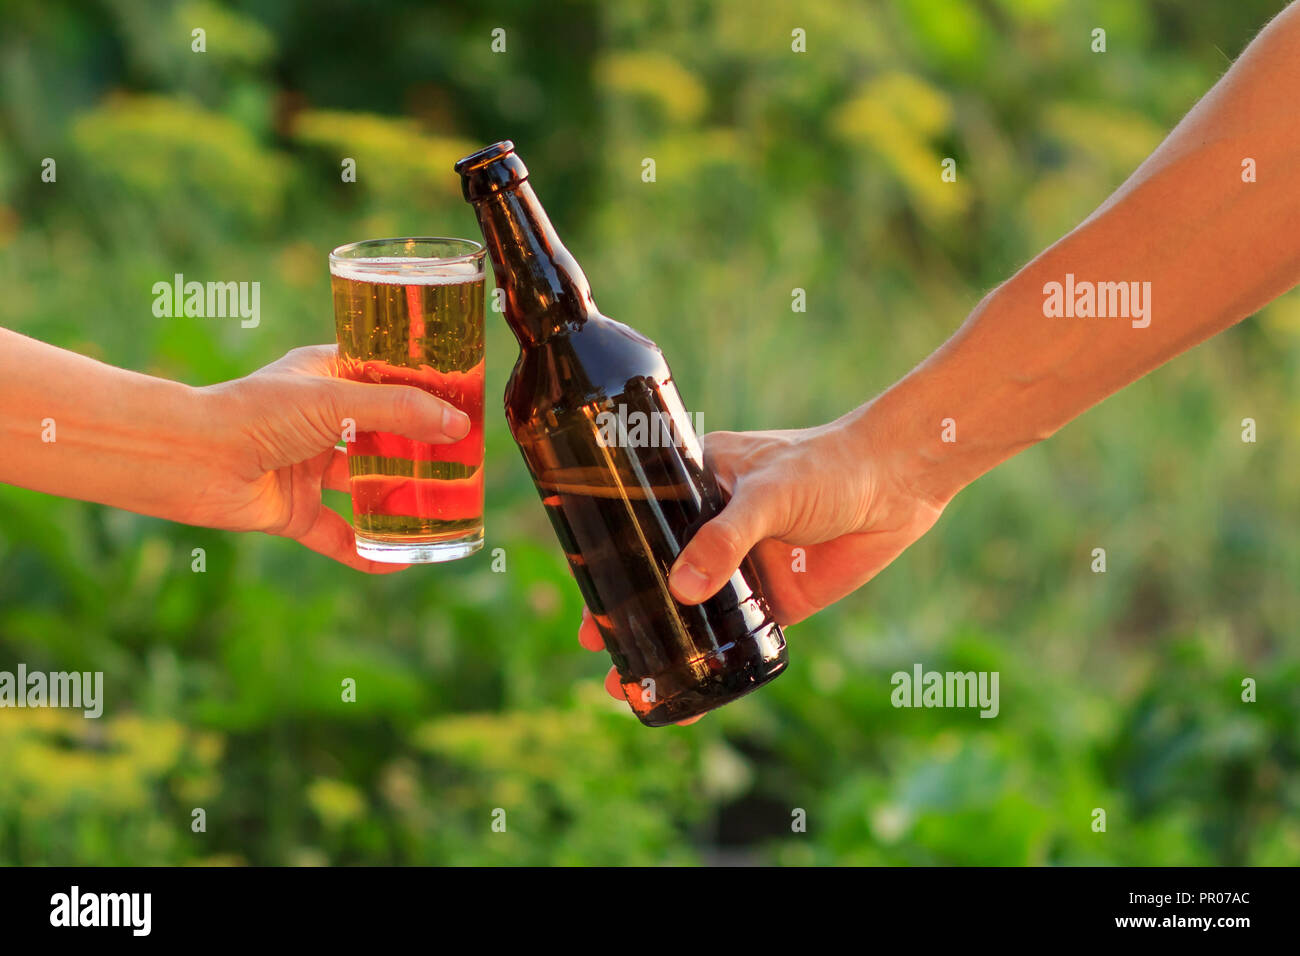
(329, 238), (486, 562)
(455, 141), (787, 726)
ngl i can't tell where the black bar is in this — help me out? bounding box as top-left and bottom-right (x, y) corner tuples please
(0, 865), (1273, 941)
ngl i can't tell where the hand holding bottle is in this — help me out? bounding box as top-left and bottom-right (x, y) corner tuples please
(577, 409), (950, 710)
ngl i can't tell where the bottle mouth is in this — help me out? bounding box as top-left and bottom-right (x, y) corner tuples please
(455, 140), (529, 202)
(454, 140), (514, 173)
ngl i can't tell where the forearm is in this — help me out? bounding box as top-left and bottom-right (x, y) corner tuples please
(857, 2), (1300, 505)
(0, 328), (212, 520)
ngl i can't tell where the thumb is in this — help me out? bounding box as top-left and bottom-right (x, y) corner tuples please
(668, 483), (772, 605)
(327, 379), (471, 445)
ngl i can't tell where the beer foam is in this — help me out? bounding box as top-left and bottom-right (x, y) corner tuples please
(330, 257), (484, 285)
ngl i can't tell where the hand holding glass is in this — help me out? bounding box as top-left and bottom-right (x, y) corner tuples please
(329, 238), (486, 563)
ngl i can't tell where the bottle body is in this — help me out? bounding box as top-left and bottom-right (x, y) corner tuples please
(508, 317), (786, 725)
(457, 141), (787, 726)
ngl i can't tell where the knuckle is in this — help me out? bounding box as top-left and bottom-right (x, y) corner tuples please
(706, 515), (748, 561)
(391, 385), (426, 424)
(323, 380), (351, 425)
(700, 430), (738, 458)
(285, 344), (323, 367)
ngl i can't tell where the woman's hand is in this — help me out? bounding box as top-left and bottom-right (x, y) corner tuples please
(0, 331), (461, 572)
(188, 345), (471, 572)
(0, 331), (471, 573)
(577, 410), (951, 713)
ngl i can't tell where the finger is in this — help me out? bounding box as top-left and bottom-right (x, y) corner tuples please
(578, 607), (605, 651)
(329, 379), (471, 445)
(290, 507), (411, 574)
(668, 483), (772, 605)
(698, 430), (741, 497)
(323, 447), (352, 494)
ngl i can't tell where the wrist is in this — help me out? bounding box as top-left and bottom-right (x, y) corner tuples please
(845, 279), (1078, 508)
(843, 384), (967, 510)
(123, 378), (224, 523)
(844, 362), (1036, 510)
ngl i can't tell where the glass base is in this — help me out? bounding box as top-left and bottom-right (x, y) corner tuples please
(353, 529), (484, 564)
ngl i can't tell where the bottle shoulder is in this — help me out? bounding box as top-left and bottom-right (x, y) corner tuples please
(506, 313), (672, 418)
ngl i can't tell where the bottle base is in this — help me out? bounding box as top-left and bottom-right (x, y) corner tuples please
(632, 630), (789, 727)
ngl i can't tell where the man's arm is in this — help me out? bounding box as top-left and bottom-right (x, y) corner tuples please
(656, 3), (1300, 623)
(859, 2), (1300, 505)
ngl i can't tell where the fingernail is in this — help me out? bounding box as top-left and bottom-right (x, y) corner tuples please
(442, 407), (471, 440)
(669, 561), (709, 603)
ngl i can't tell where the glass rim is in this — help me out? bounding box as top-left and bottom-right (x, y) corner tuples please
(328, 236), (486, 275)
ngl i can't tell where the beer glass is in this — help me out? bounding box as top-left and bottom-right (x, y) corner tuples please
(329, 237), (486, 563)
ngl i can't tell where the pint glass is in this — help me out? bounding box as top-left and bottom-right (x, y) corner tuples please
(329, 237), (486, 562)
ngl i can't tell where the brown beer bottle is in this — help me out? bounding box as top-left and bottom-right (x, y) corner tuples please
(455, 141), (787, 726)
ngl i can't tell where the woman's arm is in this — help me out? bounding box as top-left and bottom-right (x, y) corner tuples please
(0, 328), (214, 521)
(0, 331), (469, 571)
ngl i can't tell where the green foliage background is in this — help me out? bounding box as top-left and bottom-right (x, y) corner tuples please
(1, 0), (1297, 865)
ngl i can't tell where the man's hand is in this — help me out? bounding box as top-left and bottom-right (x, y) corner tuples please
(577, 411), (949, 713)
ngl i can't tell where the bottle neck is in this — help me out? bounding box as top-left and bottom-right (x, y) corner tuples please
(470, 181), (597, 347)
